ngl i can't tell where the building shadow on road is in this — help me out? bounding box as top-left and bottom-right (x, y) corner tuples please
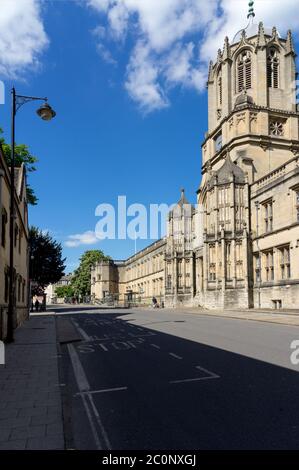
(57, 309), (299, 450)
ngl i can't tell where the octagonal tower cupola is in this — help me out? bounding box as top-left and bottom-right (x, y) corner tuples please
(207, 1), (297, 134)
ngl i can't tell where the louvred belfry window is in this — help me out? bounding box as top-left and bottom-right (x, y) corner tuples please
(267, 48), (279, 88)
(237, 50), (252, 92)
(218, 75), (222, 106)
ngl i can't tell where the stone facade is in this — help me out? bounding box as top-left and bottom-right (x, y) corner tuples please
(91, 239), (165, 305)
(91, 22), (299, 310)
(0, 145), (29, 339)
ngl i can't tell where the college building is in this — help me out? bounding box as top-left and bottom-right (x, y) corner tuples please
(0, 145), (29, 339)
(91, 17), (299, 310)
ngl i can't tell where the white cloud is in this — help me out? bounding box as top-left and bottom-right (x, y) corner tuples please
(87, 0), (299, 113)
(0, 0), (48, 78)
(201, 0), (299, 63)
(96, 43), (117, 65)
(92, 24), (117, 64)
(108, 2), (129, 41)
(125, 41), (169, 113)
(164, 42), (206, 92)
(65, 231), (99, 248)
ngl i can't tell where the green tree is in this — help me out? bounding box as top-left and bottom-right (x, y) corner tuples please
(71, 250), (110, 297)
(30, 226), (66, 295)
(0, 127), (38, 205)
(55, 285), (74, 299)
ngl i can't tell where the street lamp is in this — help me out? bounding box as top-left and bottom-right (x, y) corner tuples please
(36, 102), (56, 121)
(6, 88), (56, 343)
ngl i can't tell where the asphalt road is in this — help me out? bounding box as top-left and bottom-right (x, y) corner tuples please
(56, 306), (299, 450)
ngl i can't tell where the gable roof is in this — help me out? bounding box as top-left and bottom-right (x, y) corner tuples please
(207, 153), (246, 189)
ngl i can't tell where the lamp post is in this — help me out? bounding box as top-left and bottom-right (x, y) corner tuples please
(6, 88), (56, 343)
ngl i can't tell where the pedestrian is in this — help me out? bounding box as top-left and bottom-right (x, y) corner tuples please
(34, 299), (40, 312)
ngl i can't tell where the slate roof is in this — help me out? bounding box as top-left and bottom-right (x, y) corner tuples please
(207, 154), (246, 188)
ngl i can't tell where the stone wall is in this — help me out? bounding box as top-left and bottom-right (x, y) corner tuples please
(253, 283), (299, 309)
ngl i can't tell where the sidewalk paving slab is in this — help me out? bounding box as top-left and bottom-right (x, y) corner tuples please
(158, 307), (299, 326)
(0, 315), (65, 450)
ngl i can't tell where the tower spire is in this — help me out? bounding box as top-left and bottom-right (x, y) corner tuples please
(247, 0), (255, 20)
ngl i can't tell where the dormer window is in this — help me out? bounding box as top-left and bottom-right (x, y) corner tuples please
(267, 48), (279, 88)
(237, 50), (252, 92)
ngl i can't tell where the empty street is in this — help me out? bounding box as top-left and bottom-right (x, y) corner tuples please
(56, 306), (299, 450)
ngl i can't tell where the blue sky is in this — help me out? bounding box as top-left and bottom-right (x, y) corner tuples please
(0, 0), (298, 272)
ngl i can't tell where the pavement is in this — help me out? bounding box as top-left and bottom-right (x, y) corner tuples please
(0, 315), (64, 450)
(171, 307), (299, 326)
(55, 306), (299, 450)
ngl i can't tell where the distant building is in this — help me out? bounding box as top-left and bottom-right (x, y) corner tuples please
(92, 16), (299, 310)
(0, 145), (29, 339)
(91, 240), (165, 305)
(45, 274), (73, 304)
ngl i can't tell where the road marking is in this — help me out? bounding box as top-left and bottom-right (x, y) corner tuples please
(76, 386), (128, 396)
(81, 393), (103, 450)
(170, 376), (219, 384)
(71, 319), (91, 341)
(67, 344), (90, 392)
(169, 352), (183, 360)
(76, 332), (155, 342)
(67, 343), (111, 450)
(196, 365), (220, 378)
(128, 332), (156, 338)
(87, 394), (111, 450)
(150, 344), (160, 349)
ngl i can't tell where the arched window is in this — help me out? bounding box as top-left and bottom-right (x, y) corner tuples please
(267, 48), (279, 88)
(237, 50), (252, 92)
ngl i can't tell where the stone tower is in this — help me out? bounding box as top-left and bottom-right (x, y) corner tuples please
(197, 3), (299, 309)
(165, 189), (195, 307)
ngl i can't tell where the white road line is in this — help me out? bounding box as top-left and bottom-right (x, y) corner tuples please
(87, 394), (111, 450)
(150, 344), (160, 349)
(99, 343), (108, 351)
(81, 393), (103, 450)
(169, 352), (183, 360)
(71, 319), (91, 341)
(196, 365), (220, 378)
(67, 344), (90, 392)
(67, 343), (111, 450)
(170, 376), (219, 384)
(77, 386), (128, 396)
